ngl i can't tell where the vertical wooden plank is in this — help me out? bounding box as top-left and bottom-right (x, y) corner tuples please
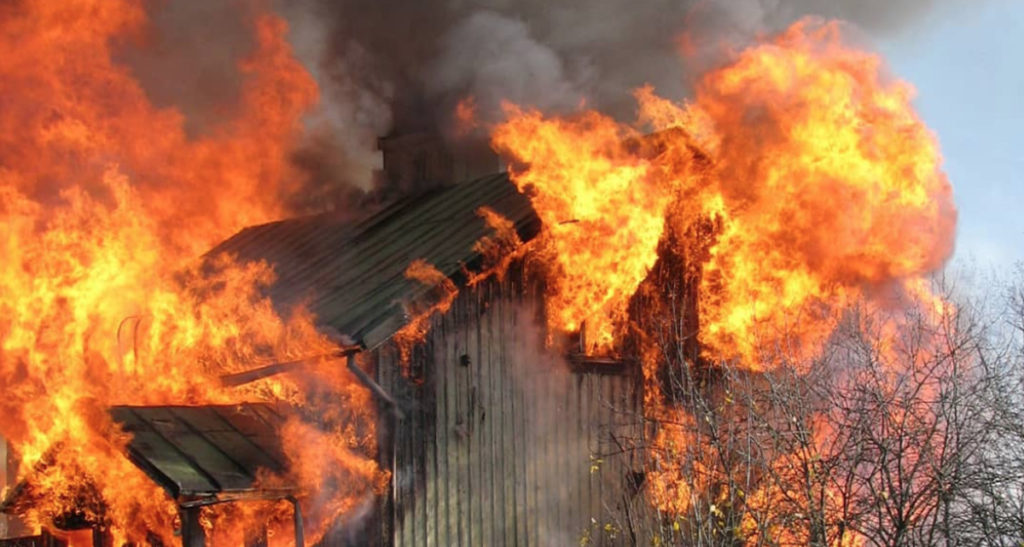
(517, 293), (529, 547)
(543, 356), (556, 542)
(180, 506), (206, 547)
(435, 310), (451, 547)
(588, 374), (602, 535)
(383, 345), (402, 547)
(523, 302), (539, 547)
(490, 283), (506, 546)
(459, 294), (473, 547)
(479, 284), (491, 544)
(375, 348), (390, 547)
(604, 374), (618, 544)
(399, 346), (413, 547)
(478, 286), (494, 547)
(611, 374), (630, 546)
(421, 317), (436, 547)
(443, 299), (460, 547)
(579, 373), (589, 542)
(461, 293), (474, 547)
(567, 369), (580, 542)
(593, 374), (607, 540)
(500, 291), (517, 547)
(377, 348), (389, 546)
(579, 373), (591, 539)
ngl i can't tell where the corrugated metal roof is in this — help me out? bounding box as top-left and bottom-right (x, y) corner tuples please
(109, 403), (292, 499)
(209, 172), (539, 349)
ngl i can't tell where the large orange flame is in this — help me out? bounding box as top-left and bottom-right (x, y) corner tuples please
(0, 1), (381, 543)
(492, 19), (955, 367)
(493, 17), (957, 545)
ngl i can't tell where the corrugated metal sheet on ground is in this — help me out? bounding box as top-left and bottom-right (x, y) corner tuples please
(208, 173), (539, 349)
(108, 403), (291, 499)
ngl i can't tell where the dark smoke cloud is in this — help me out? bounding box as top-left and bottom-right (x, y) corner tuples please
(293, 0), (951, 127)
(116, 0), (960, 202)
(274, 0), (959, 195)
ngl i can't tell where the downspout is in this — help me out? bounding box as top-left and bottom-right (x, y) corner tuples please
(345, 352), (406, 419)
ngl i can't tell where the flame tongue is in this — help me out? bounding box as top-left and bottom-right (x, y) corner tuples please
(492, 109), (689, 353)
(494, 19), (955, 367)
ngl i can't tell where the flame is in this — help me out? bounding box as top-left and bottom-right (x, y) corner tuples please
(493, 19), (954, 367)
(491, 108), (685, 353)
(393, 260), (460, 364)
(493, 17), (956, 545)
(0, 1), (381, 543)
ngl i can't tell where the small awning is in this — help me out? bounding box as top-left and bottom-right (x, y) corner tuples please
(110, 403), (295, 501)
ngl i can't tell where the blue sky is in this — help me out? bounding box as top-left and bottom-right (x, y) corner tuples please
(875, 0), (1023, 273)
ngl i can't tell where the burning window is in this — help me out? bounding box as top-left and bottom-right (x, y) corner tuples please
(567, 320), (634, 374)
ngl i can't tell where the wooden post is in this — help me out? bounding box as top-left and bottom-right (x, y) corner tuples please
(0, 435), (6, 537)
(179, 506), (205, 547)
(288, 496), (304, 547)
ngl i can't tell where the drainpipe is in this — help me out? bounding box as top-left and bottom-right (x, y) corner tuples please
(346, 353), (406, 419)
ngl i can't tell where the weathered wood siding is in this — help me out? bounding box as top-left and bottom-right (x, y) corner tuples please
(376, 282), (644, 546)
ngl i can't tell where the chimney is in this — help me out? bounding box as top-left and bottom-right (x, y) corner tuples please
(376, 131), (502, 196)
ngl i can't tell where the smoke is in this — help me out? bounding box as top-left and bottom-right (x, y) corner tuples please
(299, 0), (952, 127)
(267, 0), (958, 200)
(115, 1), (256, 136)
(114, 0), (959, 206)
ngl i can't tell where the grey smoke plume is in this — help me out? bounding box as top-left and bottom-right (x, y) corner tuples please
(295, 0), (950, 127)
(277, 0), (957, 195)
(118, 0), (958, 201)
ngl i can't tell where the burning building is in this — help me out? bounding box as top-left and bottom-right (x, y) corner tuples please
(207, 170), (652, 545)
(0, 1), (959, 545)
(1, 168), (657, 545)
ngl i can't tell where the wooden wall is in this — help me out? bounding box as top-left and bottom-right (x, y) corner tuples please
(375, 281), (646, 546)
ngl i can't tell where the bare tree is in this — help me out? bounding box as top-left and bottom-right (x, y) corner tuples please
(630, 275), (1019, 546)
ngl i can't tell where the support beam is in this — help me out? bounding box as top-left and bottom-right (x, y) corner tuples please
(179, 506), (205, 547)
(288, 496), (304, 547)
(220, 347), (361, 387)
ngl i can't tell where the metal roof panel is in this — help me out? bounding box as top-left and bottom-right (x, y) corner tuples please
(207, 172), (539, 347)
(109, 403), (293, 498)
